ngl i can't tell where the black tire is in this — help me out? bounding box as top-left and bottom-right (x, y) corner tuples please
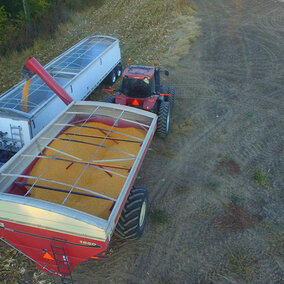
(115, 186), (148, 240)
(105, 70), (117, 85)
(157, 101), (170, 138)
(105, 96), (116, 103)
(168, 86), (175, 109)
(116, 63), (122, 78)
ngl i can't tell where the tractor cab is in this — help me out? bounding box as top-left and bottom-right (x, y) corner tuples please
(104, 63), (174, 137)
(110, 64), (170, 110)
(120, 66), (156, 98)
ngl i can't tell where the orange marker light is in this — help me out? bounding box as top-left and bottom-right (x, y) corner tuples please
(43, 252), (54, 261)
(132, 99), (140, 106)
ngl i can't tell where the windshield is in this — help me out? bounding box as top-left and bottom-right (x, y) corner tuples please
(121, 77), (153, 98)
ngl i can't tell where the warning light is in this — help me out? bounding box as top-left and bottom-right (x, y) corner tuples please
(43, 252), (54, 261)
(132, 99), (140, 106)
(91, 256), (101, 259)
(128, 58), (132, 64)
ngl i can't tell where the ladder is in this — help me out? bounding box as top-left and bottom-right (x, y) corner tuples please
(10, 125), (24, 149)
(50, 238), (73, 284)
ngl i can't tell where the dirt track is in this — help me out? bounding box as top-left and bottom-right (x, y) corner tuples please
(60, 0), (284, 283)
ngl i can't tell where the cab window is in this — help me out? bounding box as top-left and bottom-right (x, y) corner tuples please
(121, 77), (153, 98)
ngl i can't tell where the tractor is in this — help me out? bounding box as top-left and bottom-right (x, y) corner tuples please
(104, 63), (175, 137)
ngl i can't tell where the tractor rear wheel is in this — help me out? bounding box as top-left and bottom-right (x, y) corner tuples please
(168, 86), (175, 109)
(105, 96), (116, 103)
(157, 101), (170, 138)
(115, 186), (148, 240)
(105, 70), (117, 85)
(116, 63), (122, 78)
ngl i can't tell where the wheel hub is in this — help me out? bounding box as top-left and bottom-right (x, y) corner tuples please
(139, 201), (146, 227)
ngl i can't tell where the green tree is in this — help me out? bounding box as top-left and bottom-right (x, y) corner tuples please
(22, 0), (31, 25)
(29, 0), (50, 22)
(0, 0), (95, 55)
(0, 5), (9, 53)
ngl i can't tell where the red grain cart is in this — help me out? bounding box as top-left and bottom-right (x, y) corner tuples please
(0, 101), (157, 282)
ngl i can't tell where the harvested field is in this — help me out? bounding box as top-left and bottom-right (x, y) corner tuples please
(1, 0), (284, 283)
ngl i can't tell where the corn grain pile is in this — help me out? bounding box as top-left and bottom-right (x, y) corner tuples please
(29, 122), (146, 220)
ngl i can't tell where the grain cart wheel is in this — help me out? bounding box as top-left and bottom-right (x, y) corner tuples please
(168, 86), (175, 109)
(115, 186), (148, 240)
(157, 101), (170, 138)
(105, 96), (116, 103)
(116, 63), (122, 78)
(105, 70), (117, 85)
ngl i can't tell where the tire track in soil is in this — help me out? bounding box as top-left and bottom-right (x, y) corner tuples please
(72, 1), (284, 283)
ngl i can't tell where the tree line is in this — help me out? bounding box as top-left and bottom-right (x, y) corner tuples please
(0, 0), (95, 56)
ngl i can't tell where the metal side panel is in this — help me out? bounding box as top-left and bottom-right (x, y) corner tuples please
(106, 111), (157, 235)
(67, 40), (121, 101)
(30, 95), (66, 138)
(0, 195), (108, 241)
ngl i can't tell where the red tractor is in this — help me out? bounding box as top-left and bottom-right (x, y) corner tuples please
(104, 64), (175, 137)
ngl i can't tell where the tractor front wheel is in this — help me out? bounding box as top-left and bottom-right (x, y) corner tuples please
(157, 101), (170, 138)
(115, 186), (148, 240)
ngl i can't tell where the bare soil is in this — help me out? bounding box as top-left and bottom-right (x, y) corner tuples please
(1, 0), (284, 283)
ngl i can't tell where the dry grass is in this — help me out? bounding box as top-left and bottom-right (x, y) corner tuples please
(0, 243), (54, 283)
(149, 208), (169, 224)
(172, 117), (196, 135)
(213, 203), (261, 231)
(254, 169), (269, 186)
(209, 134), (227, 143)
(163, 14), (201, 68)
(215, 158), (241, 177)
(226, 246), (259, 281)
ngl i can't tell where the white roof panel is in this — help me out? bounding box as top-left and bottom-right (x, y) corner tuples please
(0, 36), (117, 118)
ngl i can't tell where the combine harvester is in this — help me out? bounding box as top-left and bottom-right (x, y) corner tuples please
(0, 37), (160, 283)
(0, 35), (121, 165)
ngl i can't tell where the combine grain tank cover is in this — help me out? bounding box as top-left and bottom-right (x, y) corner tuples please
(0, 36), (118, 118)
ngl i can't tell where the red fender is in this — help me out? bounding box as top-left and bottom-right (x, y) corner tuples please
(143, 95), (159, 111)
(115, 93), (127, 105)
